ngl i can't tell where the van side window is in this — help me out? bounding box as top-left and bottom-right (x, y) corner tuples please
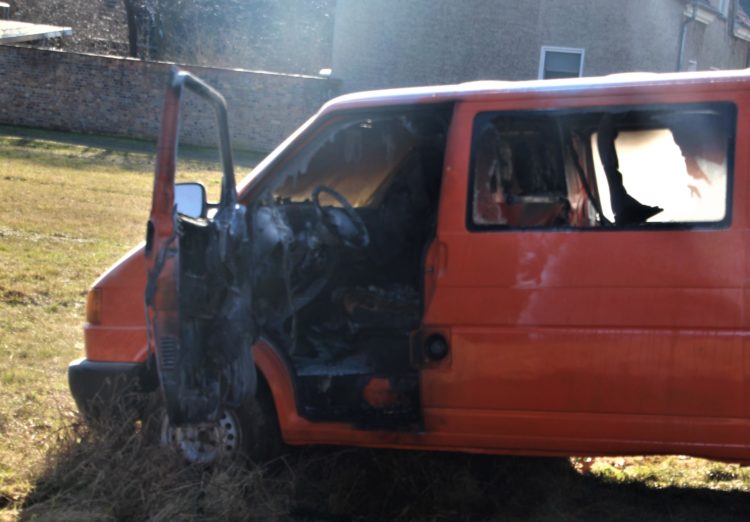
(469, 104), (735, 229)
(472, 117), (569, 227)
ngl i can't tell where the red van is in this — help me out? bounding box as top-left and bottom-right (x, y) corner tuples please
(70, 68), (749, 464)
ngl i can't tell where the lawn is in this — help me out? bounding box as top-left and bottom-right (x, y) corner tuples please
(1, 129), (750, 521)
(0, 130), (233, 520)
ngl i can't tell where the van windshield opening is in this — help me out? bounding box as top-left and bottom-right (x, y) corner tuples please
(272, 113), (446, 208)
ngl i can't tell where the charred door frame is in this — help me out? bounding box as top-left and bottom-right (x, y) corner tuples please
(145, 68), (255, 426)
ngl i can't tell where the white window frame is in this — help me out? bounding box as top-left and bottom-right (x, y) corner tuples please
(538, 46), (585, 80)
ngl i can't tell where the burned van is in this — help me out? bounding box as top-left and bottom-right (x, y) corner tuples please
(70, 69), (750, 464)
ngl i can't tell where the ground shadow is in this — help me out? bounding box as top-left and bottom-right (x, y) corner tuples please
(281, 447), (750, 522)
(0, 125), (264, 169)
(18, 424), (750, 522)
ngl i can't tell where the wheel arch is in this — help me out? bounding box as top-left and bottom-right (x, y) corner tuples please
(251, 339), (301, 440)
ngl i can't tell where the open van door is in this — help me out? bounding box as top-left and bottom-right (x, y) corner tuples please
(144, 69), (256, 428)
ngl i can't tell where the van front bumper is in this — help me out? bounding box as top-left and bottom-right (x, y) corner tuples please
(68, 358), (156, 417)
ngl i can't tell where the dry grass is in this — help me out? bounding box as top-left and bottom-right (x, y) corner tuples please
(2, 128), (750, 521)
(21, 425), (750, 521)
(0, 130), (235, 519)
(20, 397), (288, 522)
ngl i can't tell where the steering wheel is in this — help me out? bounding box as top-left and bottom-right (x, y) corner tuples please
(312, 185), (370, 249)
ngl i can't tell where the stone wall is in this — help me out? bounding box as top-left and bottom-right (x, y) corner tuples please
(7, 0), (129, 56)
(5, 0), (336, 76)
(0, 46), (339, 151)
(151, 0), (336, 76)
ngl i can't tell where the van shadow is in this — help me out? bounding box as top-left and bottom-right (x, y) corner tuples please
(282, 448), (750, 521)
(17, 409), (750, 522)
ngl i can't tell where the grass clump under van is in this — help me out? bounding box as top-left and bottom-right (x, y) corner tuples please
(2, 128), (750, 521)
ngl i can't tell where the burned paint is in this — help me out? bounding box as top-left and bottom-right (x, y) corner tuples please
(248, 107), (451, 426)
(146, 68), (452, 431)
(145, 70), (256, 426)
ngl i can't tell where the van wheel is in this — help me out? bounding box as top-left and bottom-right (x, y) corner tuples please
(160, 408), (242, 464)
(160, 377), (283, 465)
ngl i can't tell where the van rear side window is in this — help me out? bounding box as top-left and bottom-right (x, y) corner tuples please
(469, 103), (735, 229)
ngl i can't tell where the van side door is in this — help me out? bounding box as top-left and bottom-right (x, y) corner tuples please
(419, 92), (745, 456)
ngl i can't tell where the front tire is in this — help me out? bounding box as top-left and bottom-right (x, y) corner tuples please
(160, 407), (241, 464)
(160, 374), (283, 465)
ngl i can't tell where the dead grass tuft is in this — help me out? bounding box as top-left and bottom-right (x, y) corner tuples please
(13, 398), (750, 522)
(20, 397), (288, 522)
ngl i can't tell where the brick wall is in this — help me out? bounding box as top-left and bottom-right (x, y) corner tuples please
(0, 46), (339, 151)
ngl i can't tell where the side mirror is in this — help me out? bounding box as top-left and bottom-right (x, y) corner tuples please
(174, 182), (207, 218)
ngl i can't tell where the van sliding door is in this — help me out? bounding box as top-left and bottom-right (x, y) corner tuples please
(420, 98), (744, 455)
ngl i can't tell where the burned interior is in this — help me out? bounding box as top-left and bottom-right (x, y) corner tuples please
(146, 70), (453, 434)
(243, 107), (452, 427)
(470, 103), (734, 229)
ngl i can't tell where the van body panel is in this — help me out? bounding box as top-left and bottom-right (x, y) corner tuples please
(73, 70), (750, 462)
(260, 333), (750, 460)
(84, 245), (148, 362)
(419, 78), (749, 452)
(84, 326), (148, 363)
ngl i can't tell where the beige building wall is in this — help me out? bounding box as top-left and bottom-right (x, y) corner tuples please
(332, 0), (750, 92)
(683, 1), (750, 71)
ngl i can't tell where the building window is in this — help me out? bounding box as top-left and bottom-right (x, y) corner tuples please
(538, 47), (585, 80)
